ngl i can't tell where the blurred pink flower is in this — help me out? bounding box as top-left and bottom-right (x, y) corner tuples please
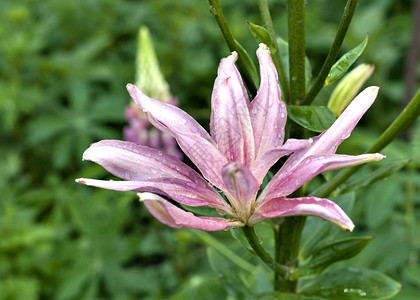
(77, 44), (383, 231)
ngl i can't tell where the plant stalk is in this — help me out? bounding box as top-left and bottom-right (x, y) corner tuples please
(302, 0), (359, 105)
(208, 0), (258, 95)
(275, 216), (306, 292)
(242, 226), (289, 277)
(287, 0), (306, 104)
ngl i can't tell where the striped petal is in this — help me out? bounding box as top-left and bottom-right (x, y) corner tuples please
(76, 178), (230, 210)
(249, 44), (287, 158)
(127, 84), (228, 189)
(210, 51), (255, 167)
(250, 138), (312, 184)
(260, 153), (384, 202)
(254, 196), (354, 231)
(140, 193), (242, 231)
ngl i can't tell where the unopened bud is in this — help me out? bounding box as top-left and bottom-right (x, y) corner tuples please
(136, 26), (172, 102)
(328, 64), (374, 117)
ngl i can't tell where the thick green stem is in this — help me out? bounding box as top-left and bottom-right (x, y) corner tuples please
(312, 87), (420, 198)
(276, 216), (306, 292)
(302, 0), (359, 105)
(258, 0), (291, 103)
(208, 0), (258, 95)
(242, 226), (288, 277)
(287, 0), (306, 104)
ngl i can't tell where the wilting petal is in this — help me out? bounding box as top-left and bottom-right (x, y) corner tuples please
(260, 153), (384, 201)
(210, 52), (255, 167)
(254, 196), (354, 231)
(221, 162), (259, 221)
(250, 138), (313, 184)
(75, 178), (231, 210)
(140, 193), (241, 231)
(249, 44), (287, 158)
(127, 84), (228, 189)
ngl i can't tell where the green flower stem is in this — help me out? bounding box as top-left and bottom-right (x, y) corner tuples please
(193, 230), (256, 273)
(258, 0), (291, 103)
(242, 226), (289, 277)
(208, 0), (258, 95)
(287, 0), (306, 104)
(275, 216), (306, 293)
(302, 0), (359, 105)
(312, 87), (420, 198)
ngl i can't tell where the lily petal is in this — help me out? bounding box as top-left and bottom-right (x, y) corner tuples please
(127, 84), (228, 189)
(140, 193), (241, 231)
(221, 162), (259, 221)
(254, 196), (354, 231)
(76, 178), (230, 210)
(210, 52), (255, 167)
(260, 153), (384, 201)
(303, 86), (379, 157)
(82, 140), (206, 182)
(249, 44), (287, 158)
(250, 138), (312, 184)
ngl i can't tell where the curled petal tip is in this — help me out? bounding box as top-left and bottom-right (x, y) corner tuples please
(75, 178), (86, 184)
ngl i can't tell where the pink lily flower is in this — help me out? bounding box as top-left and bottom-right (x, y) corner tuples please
(76, 44), (383, 232)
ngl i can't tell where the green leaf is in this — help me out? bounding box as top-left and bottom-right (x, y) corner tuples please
(325, 36), (368, 86)
(247, 22), (276, 51)
(337, 160), (407, 195)
(299, 268), (401, 299)
(287, 105), (336, 132)
(293, 237), (373, 279)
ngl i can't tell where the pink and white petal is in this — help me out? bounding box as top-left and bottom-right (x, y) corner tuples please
(254, 196), (354, 231)
(249, 44), (287, 157)
(305, 87), (379, 156)
(260, 153), (384, 201)
(127, 84), (228, 188)
(250, 138), (313, 183)
(210, 52), (255, 167)
(221, 162), (259, 220)
(75, 178), (230, 211)
(83, 140), (204, 183)
(140, 193), (242, 231)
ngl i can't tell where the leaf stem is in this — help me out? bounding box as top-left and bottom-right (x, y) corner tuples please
(208, 0), (258, 95)
(312, 87), (420, 198)
(287, 0), (306, 104)
(242, 226), (289, 277)
(258, 0), (291, 103)
(302, 0), (359, 105)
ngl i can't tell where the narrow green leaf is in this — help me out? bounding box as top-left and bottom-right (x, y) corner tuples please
(337, 160), (407, 195)
(293, 237), (373, 279)
(287, 105), (336, 132)
(325, 36), (368, 86)
(299, 268), (401, 299)
(247, 22), (276, 51)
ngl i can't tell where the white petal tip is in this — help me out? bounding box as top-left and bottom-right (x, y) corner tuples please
(75, 178), (86, 184)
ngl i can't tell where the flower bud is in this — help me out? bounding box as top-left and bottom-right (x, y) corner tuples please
(135, 26), (172, 103)
(328, 64), (374, 117)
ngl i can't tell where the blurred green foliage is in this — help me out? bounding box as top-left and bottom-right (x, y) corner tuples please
(0, 0), (419, 299)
